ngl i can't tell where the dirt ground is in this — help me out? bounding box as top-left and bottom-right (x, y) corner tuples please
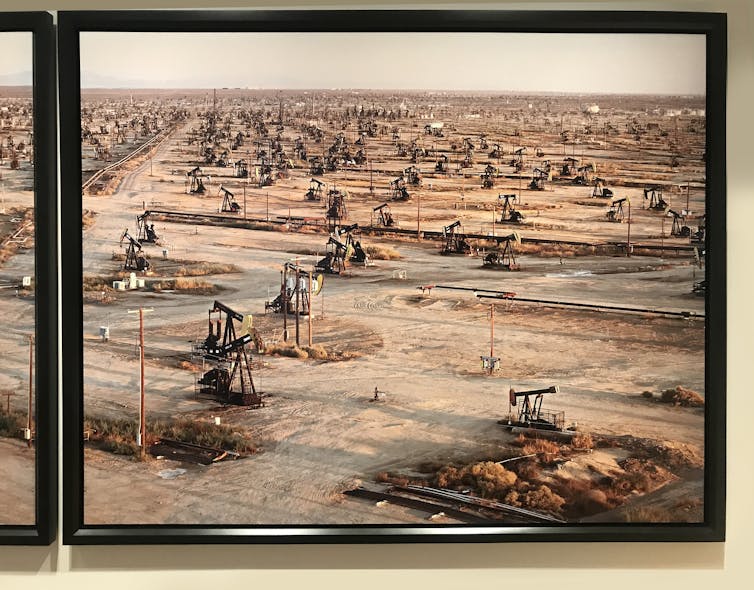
(80, 90), (706, 525)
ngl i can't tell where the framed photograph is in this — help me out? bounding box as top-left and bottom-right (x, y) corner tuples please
(59, 10), (725, 544)
(0, 11), (57, 546)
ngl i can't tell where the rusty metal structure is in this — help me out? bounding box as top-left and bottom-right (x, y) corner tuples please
(644, 186), (668, 211)
(197, 300), (262, 407)
(498, 193), (524, 223)
(136, 211), (159, 244)
(219, 185), (240, 213)
(186, 166), (207, 194)
(304, 177), (324, 201)
(120, 229), (150, 272)
(389, 176), (410, 201)
(265, 262), (323, 316)
(440, 221), (471, 255)
(529, 167), (549, 190)
(606, 197), (626, 222)
(483, 232), (520, 271)
(668, 209), (691, 237)
(373, 203), (395, 227)
(592, 177), (613, 199)
(506, 385), (565, 432)
(315, 224), (368, 274)
(325, 188), (348, 231)
(481, 164), (497, 188)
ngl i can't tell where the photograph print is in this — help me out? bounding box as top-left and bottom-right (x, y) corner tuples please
(61, 12), (725, 541)
(1, 10), (56, 546)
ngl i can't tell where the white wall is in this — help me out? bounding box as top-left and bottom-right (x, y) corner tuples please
(1, 1), (752, 589)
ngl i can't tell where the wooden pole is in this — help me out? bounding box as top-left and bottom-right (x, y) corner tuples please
(490, 304), (495, 359)
(243, 183), (247, 220)
(282, 266), (288, 342)
(27, 335), (33, 445)
(308, 272), (313, 347)
(626, 199), (632, 257)
(139, 308), (145, 459)
(417, 191), (421, 241)
(295, 267), (301, 346)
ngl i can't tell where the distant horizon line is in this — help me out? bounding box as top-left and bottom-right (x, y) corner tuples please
(73, 86), (706, 98)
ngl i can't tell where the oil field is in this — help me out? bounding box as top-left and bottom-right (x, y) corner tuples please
(79, 34), (708, 526)
(0, 53), (37, 523)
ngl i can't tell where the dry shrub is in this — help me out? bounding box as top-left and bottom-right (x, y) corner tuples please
(510, 459), (542, 481)
(82, 210), (98, 229)
(174, 261), (241, 277)
(0, 409), (26, 439)
(522, 438), (561, 461)
(521, 485), (566, 514)
(266, 344), (310, 359)
(660, 386), (704, 408)
(376, 471), (410, 487)
(436, 461), (518, 500)
(623, 506), (675, 523)
(571, 433), (594, 450)
(512, 433), (527, 447)
(151, 278), (219, 295)
(363, 245), (402, 260)
(517, 242), (601, 258)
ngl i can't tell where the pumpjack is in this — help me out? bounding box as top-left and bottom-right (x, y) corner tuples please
(403, 165), (422, 186)
(136, 212), (159, 244)
(197, 300), (262, 407)
(326, 188), (348, 231)
(606, 198), (626, 222)
(668, 209), (691, 237)
(561, 157), (579, 176)
(389, 176), (410, 201)
(234, 159), (248, 178)
(503, 385), (566, 432)
(373, 203), (395, 227)
(441, 221), (471, 255)
(219, 185), (241, 213)
(529, 167), (549, 190)
(265, 262), (323, 315)
(481, 164), (497, 189)
(644, 186), (668, 211)
(120, 229), (150, 272)
(315, 224), (368, 274)
(187, 166), (207, 194)
(572, 163), (595, 185)
(483, 233), (520, 271)
(309, 156), (324, 176)
(499, 194), (524, 223)
(489, 144), (502, 160)
(305, 178), (325, 201)
(435, 154), (449, 173)
(592, 177), (613, 199)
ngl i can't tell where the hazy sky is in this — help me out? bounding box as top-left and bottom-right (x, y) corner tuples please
(0, 32), (32, 80)
(80, 32), (706, 95)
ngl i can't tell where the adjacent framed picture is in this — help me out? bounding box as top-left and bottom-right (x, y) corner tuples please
(59, 10), (726, 544)
(0, 11), (57, 545)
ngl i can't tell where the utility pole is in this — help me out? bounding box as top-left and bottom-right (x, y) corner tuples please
(295, 266), (301, 346)
(661, 216), (665, 257)
(282, 265), (288, 342)
(27, 335), (33, 447)
(626, 199), (632, 257)
(416, 191), (421, 241)
(489, 304), (495, 360)
(308, 271), (313, 347)
(266, 191), (269, 222)
(243, 183), (247, 220)
(128, 307), (153, 459)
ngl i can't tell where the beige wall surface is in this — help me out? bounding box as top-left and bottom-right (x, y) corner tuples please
(1, 0), (752, 588)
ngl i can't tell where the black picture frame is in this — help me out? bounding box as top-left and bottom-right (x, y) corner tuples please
(59, 9), (726, 545)
(0, 11), (57, 546)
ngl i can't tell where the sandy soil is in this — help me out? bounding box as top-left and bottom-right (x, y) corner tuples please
(81, 91), (706, 525)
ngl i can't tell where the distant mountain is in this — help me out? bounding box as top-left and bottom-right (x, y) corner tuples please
(0, 70), (32, 86)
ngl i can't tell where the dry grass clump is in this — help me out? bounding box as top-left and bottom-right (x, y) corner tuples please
(173, 261), (241, 277)
(436, 461), (518, 499)
(376, 471), (410, 487)
(265, 343), (353, 362)
(82, 209), (98, 229)
(521, 438), (561, 465)
(660, 386), (704, 408)
(573, 199), (610, 207)
(517, 242), (601, 258)
(363, 245), (402, 260)
(83, 415), (255, 459)
(571, 433), (594, 450)
(150, 278), (219, 295)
